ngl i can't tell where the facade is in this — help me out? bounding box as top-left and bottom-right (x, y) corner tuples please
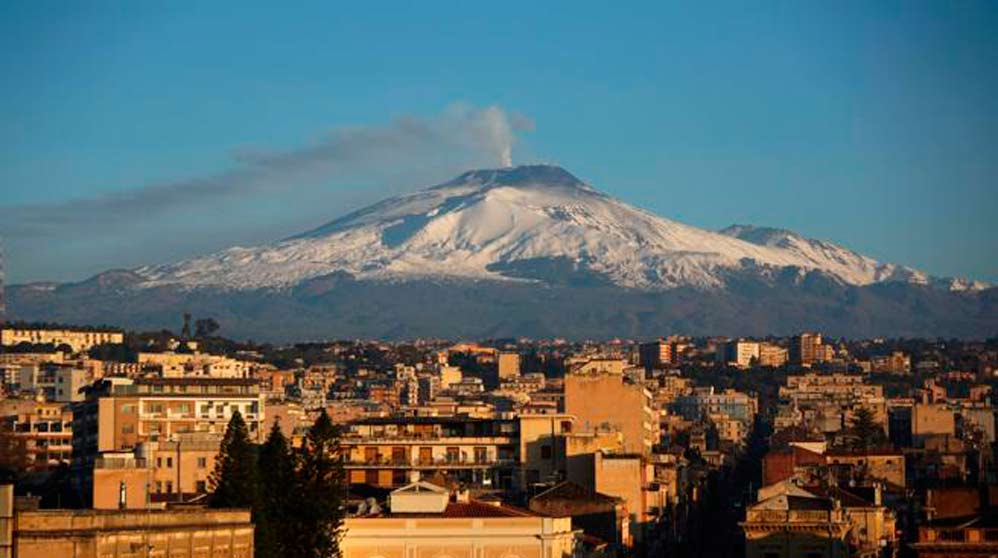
(137, 352), (250, 378)
(498, 352), (521, 380)
(15, 364), (89, 402)
(0, 327), (123, 353)
(741, 484), (851, 558)
(0, 398), (73, 471)
(342, 416), (518, 489)
(342, 482), (578, 558)
(758, 343), (789, 367)
(0, 485), (253, 558)
(715, 341), (760, 369)
(870, 352), (910, 374)
(670, 387), (758, 425)
(564, 372), (656, 456)
(72, 377), (264, 504)
(91, 433), (222, 507)
(639, 341), (672, 371)
(518, 413), (575, 487)
(790, 333), (827, 366)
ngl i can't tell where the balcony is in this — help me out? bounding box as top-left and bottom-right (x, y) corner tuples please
(920, 527), (998, 544)
(343, 434), (514, 445)
(95, 457), (148, 469)
(346, 455), (514, 468)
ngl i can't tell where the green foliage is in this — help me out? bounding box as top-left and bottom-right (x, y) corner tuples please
(208, 410), (259, 509)
(845, 406), (886, 451)
(210, 410), (346, 558)
(256, 421), (296, 558)
(287, 409), (347, 558)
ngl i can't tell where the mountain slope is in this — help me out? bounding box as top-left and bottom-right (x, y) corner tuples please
(133, 165), (982, 292)
(6, 164), (993, 340)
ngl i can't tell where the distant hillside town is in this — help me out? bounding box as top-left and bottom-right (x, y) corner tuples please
(1, 320), (997, 557)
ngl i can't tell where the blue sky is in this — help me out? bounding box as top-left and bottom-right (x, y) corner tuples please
(1, 1), (996, 283)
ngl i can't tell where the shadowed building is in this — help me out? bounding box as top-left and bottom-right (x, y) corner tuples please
(0, 484), (253, 558)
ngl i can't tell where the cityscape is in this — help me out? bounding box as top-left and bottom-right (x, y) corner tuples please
(2, 3), (997, 558)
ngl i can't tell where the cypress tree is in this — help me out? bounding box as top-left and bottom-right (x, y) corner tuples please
(847, 406), (885, 451)
(290, 409), (346, 558)
(258, 420), (296, 558)
(208, 410), (258, 509)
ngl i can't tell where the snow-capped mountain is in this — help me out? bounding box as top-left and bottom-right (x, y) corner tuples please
(133, 164), (983, 293)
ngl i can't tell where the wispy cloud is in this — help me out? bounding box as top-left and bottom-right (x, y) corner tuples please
(0, 103), (534, 239)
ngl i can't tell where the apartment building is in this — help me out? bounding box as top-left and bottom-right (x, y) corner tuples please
(758, 343), (789, 367)
(0, 327), (123, 353)
(564, 370), (657, 456)
(670, 387), (758, 424)
(715, 340), (760, 369)
(15, 363), (89, 402)
(498, 351), (521, 380)
(790, 332), (833, 366)
(342, 415), (518, 488)
(639, 340), (673, 371)
(90, 433), (222, 507)
(0, 398), (73, 470)
(137, 352), (251, 378)
(72, 377), (264, 463)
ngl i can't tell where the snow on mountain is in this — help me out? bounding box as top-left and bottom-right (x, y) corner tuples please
(133, 165), (984, 292)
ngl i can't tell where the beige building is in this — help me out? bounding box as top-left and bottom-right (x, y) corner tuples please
(758, 343), (789, 367)
(342, 482), (578, 558)
(498, 352), (521, 380)
(741, 482), (851, 558)
(138, 352), (250, 378)
(342, 416), (518, 489)
(912, 403), (955, 445)
(564, 372), (656, 456)
(790, 332), (829, 366)
(1, 327), (123, 353)
(715, 340), (760, 368)
(0, 484), (253, 558)
(0, 398), (73, 471)
(72, 377), (264, 504)
(91, 433), (222, 507)
(517, 413), (575, 487)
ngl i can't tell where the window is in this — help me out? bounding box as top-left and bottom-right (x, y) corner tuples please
(365, 470), (378, 485)
(196, 481), (207, 493)
(197, 457), (207, 468)
(165, 481), (173, 494)
(166, 457), (173, 468)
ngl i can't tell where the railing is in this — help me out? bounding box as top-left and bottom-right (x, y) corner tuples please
(95, 457), (148, 469)
(343, 434), (514, 444)
(746, 510), (841, 523)
(346, 456), (514, 467)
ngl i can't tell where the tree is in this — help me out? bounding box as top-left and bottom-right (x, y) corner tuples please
(289, 409), (346, 558)
(195, 317), (220, 339)
(846, 406), (885, 451)
(208, 410), (258, 509)
(257, 421), (296, 558)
